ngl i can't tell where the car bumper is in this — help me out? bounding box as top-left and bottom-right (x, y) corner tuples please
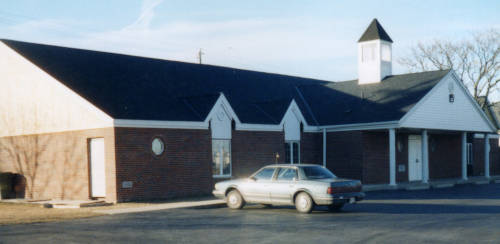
(314, 192), (365, 205)
(212, 189), (225, 199)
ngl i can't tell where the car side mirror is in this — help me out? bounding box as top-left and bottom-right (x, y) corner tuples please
(249, 177), (256, 181)
(292, 177), (298, 182)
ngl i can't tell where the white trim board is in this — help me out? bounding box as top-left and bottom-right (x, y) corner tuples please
(319, 121), (399, 132)
(114, 119), (208, 130)
(474, 133), (500, 139)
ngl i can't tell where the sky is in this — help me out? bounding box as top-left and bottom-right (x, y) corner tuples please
(1, 0), (499, 82)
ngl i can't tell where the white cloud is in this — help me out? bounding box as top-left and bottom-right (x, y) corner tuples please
(126, 0), (164, 30)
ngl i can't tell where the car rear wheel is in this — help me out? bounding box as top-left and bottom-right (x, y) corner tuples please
(226, 190), (245, 209)
(328, 203), (344, 212)
(295, 192), (314, 213)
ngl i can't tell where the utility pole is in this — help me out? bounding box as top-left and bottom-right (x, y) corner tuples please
(198, 48), (204, 64)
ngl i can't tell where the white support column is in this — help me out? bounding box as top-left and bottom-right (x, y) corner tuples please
(461, 132), (468, 180)
(322, 128), (327, 167)
(485, 133), (490, 178)
(422, 130), (429, 184)
(389, 129), (396, 186)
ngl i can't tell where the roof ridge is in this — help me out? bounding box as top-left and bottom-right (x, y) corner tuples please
(1, 38), (330, 84)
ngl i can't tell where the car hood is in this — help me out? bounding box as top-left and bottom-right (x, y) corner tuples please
(214, 178), (249, 189)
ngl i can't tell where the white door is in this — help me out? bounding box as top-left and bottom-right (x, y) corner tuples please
(408, 135), (423, 181)
(90, 138), (106, 197)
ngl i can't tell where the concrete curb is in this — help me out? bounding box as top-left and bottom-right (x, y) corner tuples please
(406, 185), (430, 191)
(474, 180), (490, 185)
(431, 183), (455, 189)
(93, 199), (226, 215)
(362, 184), (398, 192)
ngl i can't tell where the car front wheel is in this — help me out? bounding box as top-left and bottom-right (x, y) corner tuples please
(295, 192), (314, 213)
(226, 190), (245, 209)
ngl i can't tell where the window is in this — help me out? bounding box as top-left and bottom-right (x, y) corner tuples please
(212, 139), (231, 177)
(277, 168), (298, 181)
(151, 138), (165, 156)
(362, 43), (376, 62)
(253, 167), (276, 181)
(284, 141), (300, 164)
(381, 44), (391, 62)
(302, 166), (336, 179)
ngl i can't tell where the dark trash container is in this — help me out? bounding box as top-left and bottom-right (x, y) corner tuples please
(0, 173), (26, 199)
(0, 173), (14, 199)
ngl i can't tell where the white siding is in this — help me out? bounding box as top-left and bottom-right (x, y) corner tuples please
(283, 102), (303, 141)
(210, 103), (232, 139)
(0, 42), (113, 137)
(400, 74), (493, 132)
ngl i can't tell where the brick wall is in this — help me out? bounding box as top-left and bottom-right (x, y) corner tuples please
(473, 137), (500, 176)
(362, 131), (389, 184)
(473, 138), (485, 176)
(301, 132), (322, 165)
(428, 134), (461, 180)
(0, 128), (116, 202)
(325, 131), (363, 181)
(231, 130), (285, 178)
(114, 127), (212, 202)
(490, 138), (500, 176)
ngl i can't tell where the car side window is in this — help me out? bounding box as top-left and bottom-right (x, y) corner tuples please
(253, 168), (276, 181)
(277, 168), (297, 181)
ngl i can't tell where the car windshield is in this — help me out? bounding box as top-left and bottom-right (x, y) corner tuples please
(302, 166), (336, 179)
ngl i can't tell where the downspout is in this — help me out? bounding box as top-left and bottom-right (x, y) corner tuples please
(322, 128), (326, 167)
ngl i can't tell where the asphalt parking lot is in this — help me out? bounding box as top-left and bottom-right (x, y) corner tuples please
(1, 183), (500, 244)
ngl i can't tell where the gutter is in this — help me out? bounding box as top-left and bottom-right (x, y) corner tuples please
(318, 120), (400, 132)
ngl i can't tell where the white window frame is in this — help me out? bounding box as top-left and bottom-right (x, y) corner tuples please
(362, 43), (376, 63)
(285, 141), (300, 164)
(381, 43), (391, 62)
(212, 139), (232, 178)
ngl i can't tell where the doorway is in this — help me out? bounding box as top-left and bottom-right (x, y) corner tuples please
(89, 138), (106, 198)
(408, 135), (423, 181)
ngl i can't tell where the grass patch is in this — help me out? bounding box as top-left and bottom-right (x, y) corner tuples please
(0, 202), (103, 225)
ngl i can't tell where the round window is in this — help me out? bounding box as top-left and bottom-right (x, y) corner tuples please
(152, 138), (165, 156)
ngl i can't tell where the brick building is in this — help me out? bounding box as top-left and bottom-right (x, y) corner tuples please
(0, 19), (498, 202)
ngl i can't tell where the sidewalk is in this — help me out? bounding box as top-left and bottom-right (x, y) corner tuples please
(93, 199), (225, 215)
(363, 175), (500, 192)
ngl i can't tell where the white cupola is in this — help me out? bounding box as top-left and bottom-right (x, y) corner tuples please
(357, 19), (393, 84)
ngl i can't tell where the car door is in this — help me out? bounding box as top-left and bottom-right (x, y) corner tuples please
(239, 167), (276, 203)
(269, 167), (298, 204)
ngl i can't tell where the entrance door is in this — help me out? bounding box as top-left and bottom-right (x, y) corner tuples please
(89, 138), (106, 198)
(408, 135), (423, 181)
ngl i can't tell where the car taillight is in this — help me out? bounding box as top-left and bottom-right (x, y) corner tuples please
(327, 187), (333, 194)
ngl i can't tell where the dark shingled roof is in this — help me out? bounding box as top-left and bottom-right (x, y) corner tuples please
(298, 70), (449, 125)
(358, 18), (393, 43)
(2, 39), (449, 126)
(478, 97), (500, 130)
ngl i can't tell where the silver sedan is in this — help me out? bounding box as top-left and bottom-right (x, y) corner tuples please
(213, 164), (365, 213)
